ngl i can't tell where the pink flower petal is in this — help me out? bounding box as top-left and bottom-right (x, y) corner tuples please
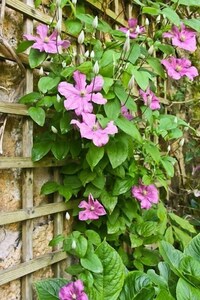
(36, 24), (49, 39)
(86, 76), (104, 93)
(73, 71), (87, 91)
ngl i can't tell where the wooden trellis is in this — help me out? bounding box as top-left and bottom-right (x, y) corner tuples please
(0, 0), (131, 299)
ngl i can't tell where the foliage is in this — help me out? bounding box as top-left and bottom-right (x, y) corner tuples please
(18, 0), (200, 299)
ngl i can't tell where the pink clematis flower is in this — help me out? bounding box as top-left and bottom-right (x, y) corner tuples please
(58, 71), (107, 116)
(78, 193), (106, 221)
(71, 113), (118, 147)
(24, 24), (70, 53)
(163, 24), (197, 52)
(161, 57), (198, 80)
(132, 183), (159, 209)
(119, 18), (145, 39)
(59, 280), (88, 300)
(121, 105), (134, 120)
(139, 88), (160, 110)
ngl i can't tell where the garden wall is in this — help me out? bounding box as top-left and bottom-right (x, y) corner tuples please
(0, 0), (132, 299)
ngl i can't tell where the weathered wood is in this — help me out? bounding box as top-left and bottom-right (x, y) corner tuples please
(0, 201), (78, 225)
(85, 0), (127, 26)
(0, 157), (68, 168)
(6, 0), (53, 25)
(0, 102), (29, 115)
(21, 4), (34, 297)
(0, 250), (67, 286)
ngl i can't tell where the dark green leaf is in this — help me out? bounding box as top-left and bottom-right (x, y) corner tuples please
(35, 278), (68, 300)
(116, 117), (142, 142)
(128, 44), (141, 65)
(162, 7), (180, 26)
(29, 48), (47, 68)
(86, 144), (104, 170)
(65, 19), (83, 35)
(38, 77), (60, 94)
(19, 92), (41, 104)
(106, 139), (128, 169)
(28, 107), (45, 126)
(16, 40), (34, 53)
(147, 57), (165, 79)
(32, 141), (52, 161)
(41, 181), (59, 195)
(51, 140), (69, 160)
(183, 19), (200, 32)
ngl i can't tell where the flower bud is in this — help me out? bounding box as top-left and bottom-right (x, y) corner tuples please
(57, 94), (61, 102)
(51, 126), (58, 134)
(62, 61), (67, 68)
(128, 75), (135, 90)
(65, 212), (70, 220)
(92, 16), (98, 29)
(148, 45), (154, 55)
(179, 138), (185, 147)
(72, 0), (77, 4)
(56, 0), (61, 6)
(90, 50), (95, 58)
(39, 66), (44, 76)
(71, 240), (76, 249)
(145, 18), (149, 26)
(126, 29), (130, 38)
(78, 30), (84, 44)
(156, 15), (161, 23)
(84, 50), (89, 58)
(93, 61), (99, 74)
(193, 189), (200, 197)
(123, 36), (130, 52)
(174, 116), (178, 123)
(135, 25), (140, 34)
(55, 19), (62, 34)
(167, 145), (171, 152)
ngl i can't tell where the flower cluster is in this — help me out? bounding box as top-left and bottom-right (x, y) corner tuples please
(162, 23), (198, 80)
(58, 71), (118, 147)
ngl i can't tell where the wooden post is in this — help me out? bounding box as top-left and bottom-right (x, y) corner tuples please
(21, 0), (34, 299)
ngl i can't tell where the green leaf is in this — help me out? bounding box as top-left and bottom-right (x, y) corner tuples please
(159, 241), (183, 277)
(85, 230), (101, 246)
(145, 142), (161, 164)
(114, 84), (127, 102)
(132, 69), (150, 90)
(161, 157), (175, 177)
(86, 144), (104, 170)
(113, 177), (133, 195)
(184, 233), (200, 260)
(51, 140), (69, 160)
(106, 139), (128, 169)
(176, 278), (200, 300)
(16, 40), (34, 53)
(169, 213), (196, 234)
(79, 169), (96, 186)
(65, 19), (82, 35)
(66, 264), (83, 275)
(35, 278), (68, 300)
(116, 117), (142, 142)
(137, 221), (158, 237)
(76, 12), (93, 24)
(128, 44), (141, 65)
(89, 241), (125, 300)
(81, 253), (103, 273)
(139, 249), (160, 266)
(28, 107), (45, 126)
(179, 256), (200, 285)
(32, 141), (52, 161)
(162, 7), (180, 26)
(156, 289), (175, 300)
(75, 235), (88, 258)
(147, 57), (165, 79)
(41, 181), (59, 195)
(19, 92), (41, 104)
(29, 48), (47, 68)
(119, 271), (153, 300)
(49, 234), (64, 247)
(172, 0), (200, 6)
(158, 44), (175, 55)
(100, 190), (118, 213)
(77, 61), (93, 74)
(38, 77), (60, 94)
(183, 19), (200, 32)
(142, 7), (161, 15)
(130, 233), (143, 248)
(104, 99), (121, 120)
(103, 77), (114, 94)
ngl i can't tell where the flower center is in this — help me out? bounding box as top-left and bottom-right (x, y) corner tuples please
(180, 34), (186, 42)
(44, 37), (49, 43)
(90, 205), (95, 211)
(146, 95), (152, 106)
(143, 190), (147, 196)
(175, 65), (182, 72)
(80, 90), (86, 96)
(92, 124), (98, 131)
(71, 293), (77, 299)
